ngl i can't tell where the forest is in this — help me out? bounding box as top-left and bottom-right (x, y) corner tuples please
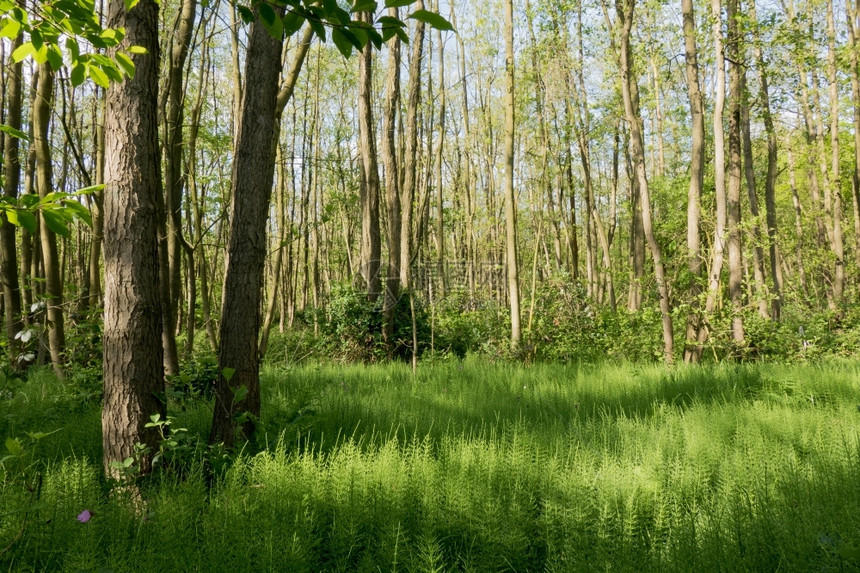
(1, 0), (860, 570)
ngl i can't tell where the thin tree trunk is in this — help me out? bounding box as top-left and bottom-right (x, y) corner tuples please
(726, 0), (744, 344)
(382, 8), (402, 346)
(616, 0), (673, 362)
(697, 0), (728, 351)
(826, 0), (845, 306)
(1, 30), (24, 363)
(682, 0), (705, 361)
(33, 64), (65, 376)
(847, 0), (860, 278)
(358, 10), (382, 302)
(400, 3), (425, 290)
(750, 0), (782, 320)
(504, 0), (521, 349)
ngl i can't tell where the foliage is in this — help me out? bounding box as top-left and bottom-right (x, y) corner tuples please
(0, 1), (144, 88)
(2, 361), (860, 570)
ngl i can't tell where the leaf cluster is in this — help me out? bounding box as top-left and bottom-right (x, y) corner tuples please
(0, 0), (145, 88)
(236, 0), (453, 58)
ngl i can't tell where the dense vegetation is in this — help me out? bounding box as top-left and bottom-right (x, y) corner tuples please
(2, 359), (860, 571)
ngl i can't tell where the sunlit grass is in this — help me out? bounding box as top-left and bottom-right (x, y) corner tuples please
(2, 360), (859, 571)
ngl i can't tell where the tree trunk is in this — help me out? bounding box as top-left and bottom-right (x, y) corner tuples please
(102, 0), (166, 477)
(681, 0), (705, 362)
(33, 64), (65, 376)
(1, 30), (24, 363)
(616, 0), (673, 362)
(697, 0), (728, 351)
(211, 7), (284, 447)
(826, 0), (845, 307)
(504, 0), (521, 350)
(400, 2), (425, 290)
(847, 0), (860, 280)
(358, 10), (382, 302)
(726, 0), (744, 344)
(382, 8), (402, 346)
(750, 0), (782, 320)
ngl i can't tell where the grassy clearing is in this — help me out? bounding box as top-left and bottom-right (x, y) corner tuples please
(2, 359), (860, 571)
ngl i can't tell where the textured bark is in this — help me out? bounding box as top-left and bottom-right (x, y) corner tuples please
(211, 8), (283, 447)
(434, 10), (446, 298)
(726, 0), (744, 344)
(504, 0), (521, 349)
(681, 0), (705, 362)
(1, 30), (23, 362)
(33, 64), (65, 376)
(357, 10), (382, 302)
(382, 7), (402, 345)
(87, 91), (105, 309)
(102, 0), (165, 477)
(616, 0), (673, 362)
(400, 2), (425, 289)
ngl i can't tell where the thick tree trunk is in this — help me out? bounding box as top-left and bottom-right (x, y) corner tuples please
(211, 7), (283, 447)
(102, 0), (166, 477)
(33, 65), (65, 376)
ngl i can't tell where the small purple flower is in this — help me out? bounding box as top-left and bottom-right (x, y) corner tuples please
(77, 510), (92, 523)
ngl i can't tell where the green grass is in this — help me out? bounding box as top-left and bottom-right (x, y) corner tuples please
(2, 359), (860, 571)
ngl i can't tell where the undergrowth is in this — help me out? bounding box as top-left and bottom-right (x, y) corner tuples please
(2, 360), (859, 571)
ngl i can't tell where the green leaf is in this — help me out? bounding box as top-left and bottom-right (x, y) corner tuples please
(258, 3), (283, 39)
(76, 184), (105, 195)
(125, 0), (141, 10)
(221, 367), (236, 381)
(42, 209), (71, 237)
(0, 18), (21, 39)
(46, 45), (63, 71)
(353, 0), (377, 11)
(0, 124), (28, 141)
(408, 9), (453, 32)
(70, 62), (86, 86)
(61, 199), (92, 227)
(5, 437), (23, 457)
(282, 11), (304, 36)
(127, 45), (147, 54)
(331, 28), (353, 58)
(236, 5), (254, 23)
(11, 41), (35, 62)
(87, 64), (109, 88)
(7, 209), (36, 232)
(308, 17), (325, 41)
(385, 0), (414, 7)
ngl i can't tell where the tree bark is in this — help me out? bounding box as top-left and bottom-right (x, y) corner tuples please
(400, 2), (425, 290)
(616, 0), (673, 362)
(1, 30), (24, 363)
(33, 64), (65, 376)
(102, 0), (166, 476)
(681, 0), (705, 362)
(382, 8), (402, 346)
(504, 0), (521, 349)
(211, 6), (284, 447)
(357, 11), (382, 302)
(726, 0), (744, 344)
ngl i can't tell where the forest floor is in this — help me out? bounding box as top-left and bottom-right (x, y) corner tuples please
(2, 359), (860, 571)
